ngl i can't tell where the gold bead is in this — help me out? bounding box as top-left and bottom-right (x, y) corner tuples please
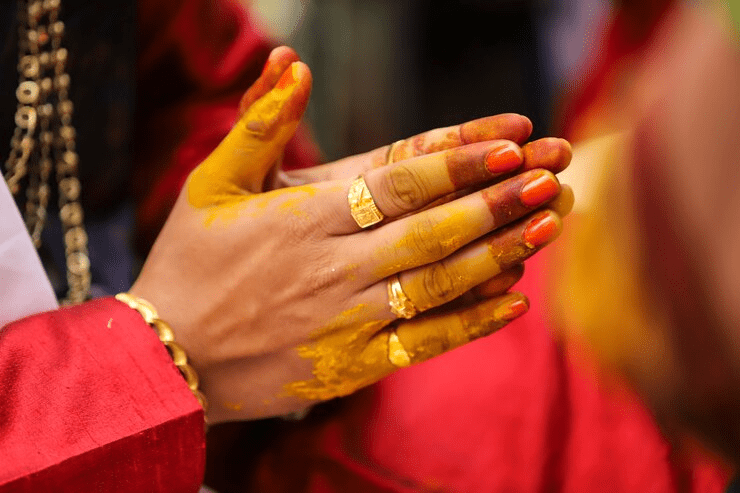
(151, 319), (175, 342)
(57, 100), (73, 116)
(26, 29), (38, 44)
(54, 73), (70, 90)
(40, 158), (53, 177)
(178, 364), (201, 391)
(64, 226), (88, 250)
(40, 77), (52, 94)
(165, 341), (188, 367)
(59, 177), (81, 200)
(15, 106), (37, 130)
(60, 202), (83, 224)
(19, 55), (39, 78)
(37, 184), (50, 202)
(38, 104), (53, 119)
(27, 1), (43, 19)
(66, 251), (90, 276)
(44, 0), (60, 11)
(16, 81), (39, 105)
(54, 47), (68, 65)
(61, 150), (78, 166)
(20, 136), (34, 151)
(59, 125), (75, 141)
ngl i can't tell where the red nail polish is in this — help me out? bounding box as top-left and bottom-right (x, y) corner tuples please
(520, 172), (559, 207)
(523, 212), (559, 248)
(485, 144), (522, 174)
(501, 299), (529, 321)
(276, 63), (297, 89)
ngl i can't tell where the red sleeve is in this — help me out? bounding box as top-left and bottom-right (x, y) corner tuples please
(0, 298), (205, 492)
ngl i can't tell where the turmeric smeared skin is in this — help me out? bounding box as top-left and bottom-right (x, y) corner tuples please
(187, 62), (312, 213)
(285, 292), (530, 401)
(284, 304), (393, 401)
(392, 211), (561, 314)
(488, 210), (562, 269)
(367, 169), (561, 281)
(445, 141), (523, 190)
(473, 264), (526, 299)
(382, 113), (534, 166)
(370, 207), (488, 280)
(522, 137), (573, 174)
(459, 114), (534, 147)
(393, 292), (528, 364)
(481, 169), (561, 229)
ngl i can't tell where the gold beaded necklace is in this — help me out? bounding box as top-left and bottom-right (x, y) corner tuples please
(4, 0), (90, 304)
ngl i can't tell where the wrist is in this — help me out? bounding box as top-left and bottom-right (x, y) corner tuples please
(114, 292), (209, 425)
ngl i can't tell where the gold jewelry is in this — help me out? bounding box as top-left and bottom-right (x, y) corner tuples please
(5, 0), (90, 304)
(348, 175), (384, 228)
(387, 329), (411, 368)
(387, 273), (418, 319)
(115, 293), (209, 419)
(385, 139), (404, 165)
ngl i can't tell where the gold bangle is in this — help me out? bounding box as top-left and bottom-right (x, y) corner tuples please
(115, 293), (209, 420)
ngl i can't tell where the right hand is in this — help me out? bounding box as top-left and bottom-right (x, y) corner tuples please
(130, 48), (573, 424)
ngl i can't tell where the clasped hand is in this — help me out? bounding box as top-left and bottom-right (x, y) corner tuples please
(131, 47), (573, 423)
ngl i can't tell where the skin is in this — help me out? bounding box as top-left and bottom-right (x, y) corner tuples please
(130, 46), (574, 423)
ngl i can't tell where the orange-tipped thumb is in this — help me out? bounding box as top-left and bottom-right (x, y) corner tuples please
(187, 62), (312, 207)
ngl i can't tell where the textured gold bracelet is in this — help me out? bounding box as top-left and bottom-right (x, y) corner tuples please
(115, 293), (209, 419)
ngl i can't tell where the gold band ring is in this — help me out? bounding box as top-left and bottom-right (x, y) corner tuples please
(388, 329), (411, 368)
(387, 273), (418, 319)
(348, 175), (384, 228)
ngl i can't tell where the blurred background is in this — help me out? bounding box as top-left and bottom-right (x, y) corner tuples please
(247, 0), (610, 161)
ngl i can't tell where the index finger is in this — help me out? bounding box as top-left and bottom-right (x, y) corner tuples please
(282, 114), (533, 183)
(385, 113), (534, 165)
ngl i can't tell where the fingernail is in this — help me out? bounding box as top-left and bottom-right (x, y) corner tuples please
(485, 144), (522, 174)
(520, 172), (559, 207)
(523, 212), (560, 248)
(276, 63), (298, 90)
(500, 299), (529, 322)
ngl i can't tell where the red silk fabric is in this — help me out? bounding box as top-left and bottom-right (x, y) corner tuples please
(0, 298), (205, 492)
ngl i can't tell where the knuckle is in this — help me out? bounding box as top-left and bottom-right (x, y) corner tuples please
(407, 216), (448, 261)
(421, 262), (457, 306)
(282, 206), (314, 239)
(382, 164), (429, 213)
(305, 253), (344, 297)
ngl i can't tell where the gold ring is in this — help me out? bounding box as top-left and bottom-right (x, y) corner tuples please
(388, 329), (411, 368)
(348, 175), (384, 228)
(387, 274), (418, 319)
(385, 139), (404, 165)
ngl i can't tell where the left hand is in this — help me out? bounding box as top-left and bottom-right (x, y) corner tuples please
(130, 47), (574, 423)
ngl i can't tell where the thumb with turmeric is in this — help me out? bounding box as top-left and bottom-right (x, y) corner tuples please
(187, 48), (312, 208)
